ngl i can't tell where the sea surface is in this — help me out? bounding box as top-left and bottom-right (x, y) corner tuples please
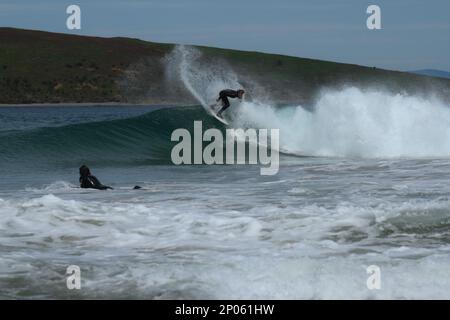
(1, 104), (450, 299)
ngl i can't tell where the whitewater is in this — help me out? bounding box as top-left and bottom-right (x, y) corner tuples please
(1, 46), (450, 299)
(168, 45), (450, 158)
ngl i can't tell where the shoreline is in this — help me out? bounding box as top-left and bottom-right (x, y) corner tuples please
(0, 100), (306, 108)
(0, 102), (194, 108)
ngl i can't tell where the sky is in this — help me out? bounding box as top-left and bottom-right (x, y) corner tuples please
(1, 0), (449, 71)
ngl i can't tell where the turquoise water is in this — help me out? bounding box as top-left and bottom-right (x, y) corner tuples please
(1, 105), (450, 299)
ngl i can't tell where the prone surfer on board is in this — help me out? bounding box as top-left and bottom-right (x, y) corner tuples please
(79, 165), (142, 190)
(79, 165), (113, 190)
(215, 89), (245, 117)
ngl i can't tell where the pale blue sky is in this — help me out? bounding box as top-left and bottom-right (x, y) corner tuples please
(1, 0), (449, 71)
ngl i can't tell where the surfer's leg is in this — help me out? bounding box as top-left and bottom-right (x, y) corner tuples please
(217, 98), (230, 116)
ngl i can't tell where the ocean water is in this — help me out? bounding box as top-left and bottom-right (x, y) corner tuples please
(1, 99), (450, 299)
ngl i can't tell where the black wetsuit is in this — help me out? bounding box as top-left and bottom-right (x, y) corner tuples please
(80, 175), (112, 190)
(79, 165), (112, 190)
(217, 89), (240, 116)
(79, 175), (112, 190)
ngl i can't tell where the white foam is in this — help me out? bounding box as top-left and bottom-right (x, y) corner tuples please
(2, 191), (450, 298)
(25, 181), (77, 193)
(167, 45), (450, 158)
(233, 88), (450, 158)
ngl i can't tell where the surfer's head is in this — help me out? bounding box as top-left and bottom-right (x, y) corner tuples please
(237, 89), (245, 98)
(79, 165), (91, 178)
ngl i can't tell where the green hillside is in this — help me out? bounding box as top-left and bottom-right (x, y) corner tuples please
(1, 27), (449, 104)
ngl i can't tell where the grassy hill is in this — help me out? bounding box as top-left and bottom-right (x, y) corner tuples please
(1, 27), (450, 104)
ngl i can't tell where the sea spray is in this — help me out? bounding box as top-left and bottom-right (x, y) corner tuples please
(233, 87), (450, 158)
(165, 45), (242, 110)
(166, 45), (450, 158)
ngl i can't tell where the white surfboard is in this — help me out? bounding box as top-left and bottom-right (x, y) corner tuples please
(208, 104), (229, 125)
(212, 113), (229, 125)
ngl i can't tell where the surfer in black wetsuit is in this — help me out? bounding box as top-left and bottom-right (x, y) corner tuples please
(79, 165), (113, 190)
(216, 89), (245, 117)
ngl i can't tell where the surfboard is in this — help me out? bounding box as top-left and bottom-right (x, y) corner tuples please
(212, 113), (229, 125)
(208, 104), (229, 125)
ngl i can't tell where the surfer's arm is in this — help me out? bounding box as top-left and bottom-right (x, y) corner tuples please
(82, 176), (96, 188)
(90, 176), (112, 190)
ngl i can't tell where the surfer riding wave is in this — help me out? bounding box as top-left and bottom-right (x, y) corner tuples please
(215, 89), (245, 117)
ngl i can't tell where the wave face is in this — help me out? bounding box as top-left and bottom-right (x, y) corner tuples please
(167, 45), (450, 158)
(0, 106), (224, 170)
